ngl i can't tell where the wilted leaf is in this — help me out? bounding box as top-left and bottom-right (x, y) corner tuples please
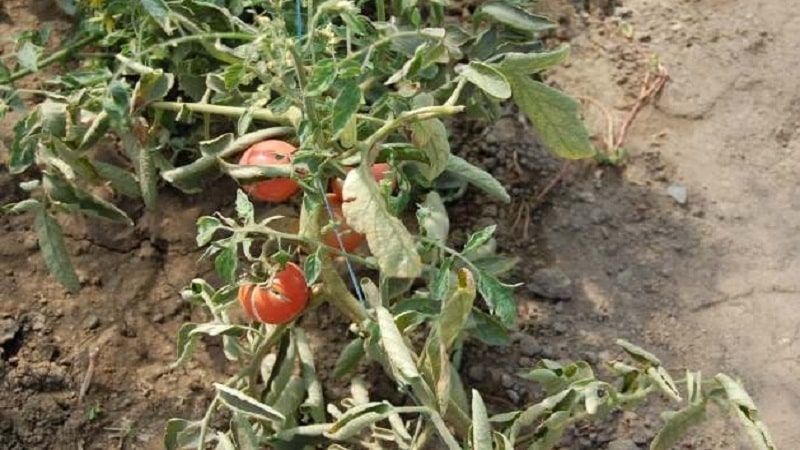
(35, 208), (80, 293)
(530, 410), (570, 450)
(647, 366), (682, 402)
(93, 161), (140, 198)
(3, 198), (41, 215)
(325, 402), (394, 440)
(715, 374), (776, 450)
(497, 46), (571, 75)
(429, 257), (453, 301)
(342, 166), (422, 278)
(377, 306), (420, 383)
(617, 339), (663, 366)
(463, 225), (496, 253)
(196, 216), (221, 247)
(650, 402), (707, 450)
(417, 191), (449, 244)
(475, 2), (556, 33)
(445, 155), (510, 203)
(438, 269), (476, 351)
(471, 390), (493, 450)
(410, 95), (450, 181)
(132, 71), (175, 111)
(460, 62), (511, 99)
(506, 74), (594, 159)
(215, 383), (285, 424)
(164, 418), (202, 450)
(16, 41), (41, 72)
(235, 189), (254, 223)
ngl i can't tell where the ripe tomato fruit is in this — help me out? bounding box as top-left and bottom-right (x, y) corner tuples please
(238, 262), (308, 324)
(239, 140), (299, 202)
(322, 194), (364, 253)
(330, 163), (394, 202)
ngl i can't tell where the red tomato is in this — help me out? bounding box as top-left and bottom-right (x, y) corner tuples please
(322, 194), (364, 253)
(238, 262), (308, 324)
(330, 163), (394, 202)
(239, 140), (299, 202)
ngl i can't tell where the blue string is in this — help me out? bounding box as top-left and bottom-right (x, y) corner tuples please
(295, 0), (303, 39)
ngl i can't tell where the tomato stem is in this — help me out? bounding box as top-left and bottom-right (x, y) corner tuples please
(149, 101), (293, 125)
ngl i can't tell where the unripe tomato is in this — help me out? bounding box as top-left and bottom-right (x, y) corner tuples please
(238, 262), (308, 324)
(330, 163), (394, 202)
(322, 194), (364, 253)
(239, 140), (299, 202)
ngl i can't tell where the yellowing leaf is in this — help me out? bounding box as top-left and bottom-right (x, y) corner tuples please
(342, 166), (422, 278)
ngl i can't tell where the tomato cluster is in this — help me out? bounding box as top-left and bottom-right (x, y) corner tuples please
(238, 262), (308, 324)
(236, 140), (398, 323)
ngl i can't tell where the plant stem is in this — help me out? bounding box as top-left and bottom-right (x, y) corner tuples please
(197, 396), (219, 450)
(364, 105), (464, 150)
(1, 33), (101, 84)
(149, 101), (293, 125)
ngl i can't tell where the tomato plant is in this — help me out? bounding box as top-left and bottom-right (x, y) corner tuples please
(238, 262), (308, 324)
(238, 140), (300, 203)
(1, 0), (775, 449)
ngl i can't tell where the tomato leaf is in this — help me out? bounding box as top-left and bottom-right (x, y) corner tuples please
(139, 0), (173, 33)
(417, 191), (449, 244)
(429, 257), (453, 302)
(3, 198), (41, 215)
(235, 189), (254, 223)
(410, 94), (450, 181)
(342, 166), (422, 278)
(303, 250), (322, 285)
(715, 374), (776, 450)
(325, 402), (394, 440)
(505, 74), (594, 160)
(93, 161), (140, 198)
(445, 155), (510, 203)
(306, 59), (337, 97)
(164, 418), (202, 450)
(214, 383), (286, 424)
(463, 225), (496, 253)
(332, 337), (365, 379)
(331, 80), (361, 138)
(438, 268), (476, 351)
(10, 113), (41, 174)
(496, 45), (571, 75)
(617, 339), (663, 366)
(132, 71), (174, 111)
(460, 62), (511, 99)
(377, 306), (421, 383)
(215, 241), (238, 284)
(650, 402), (708, 450)
(474, 2), (556, 33)
(467, 310), (510, 346)
(471, 390), (493, 450)
(35, 208), (80, 293)
(42, 172), (133, 224)
(475, 269), (516, 327)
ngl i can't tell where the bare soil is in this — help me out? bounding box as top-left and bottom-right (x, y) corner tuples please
(1, 0), (798, 449)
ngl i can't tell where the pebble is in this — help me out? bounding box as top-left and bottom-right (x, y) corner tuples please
(83, 315), (101, 330)
(519, 335), (543, 357)
(467, 365), (485, 382)
(506, 389), (521, 405)
(527, 268), (574, 300)
(607, 438), (639, 450)
(500, 373), (514, 389)
(666, 184), (688, 205)
(22, 234), (39, 251)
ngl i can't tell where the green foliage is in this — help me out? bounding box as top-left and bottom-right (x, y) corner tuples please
(1, 1), (774, 450)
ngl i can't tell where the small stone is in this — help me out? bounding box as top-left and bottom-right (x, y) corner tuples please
(506, 389), (520, 405)
(467, 365), (485, 382)
(500, 373), (514, 389)
(22, 234), (39, 251)
(666, 184), (688, 205)
(552, 322), (568, 335)
(0, 318), (20, 346)
(607, 438), (638, 450)
(152, 313), (165, 324)
(83, 315), (101, 330)
(519, 335), (542, 357)
(527, 268), (574, 300)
